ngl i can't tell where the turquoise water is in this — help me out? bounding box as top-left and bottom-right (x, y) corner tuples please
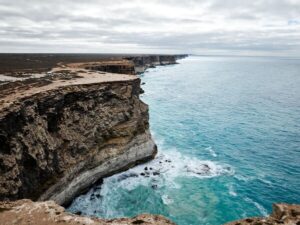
(68, 56), (300, 225)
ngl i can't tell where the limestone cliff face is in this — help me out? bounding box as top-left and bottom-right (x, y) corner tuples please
(126, 55), (187, 74)
(70, 60), (136, 75)
(0, 75), (156, 206)
(0, 200), (175, 225)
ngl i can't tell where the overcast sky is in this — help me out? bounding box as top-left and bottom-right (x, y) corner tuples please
(0, 0), (300, 56)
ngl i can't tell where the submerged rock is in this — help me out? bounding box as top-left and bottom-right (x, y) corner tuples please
(95, 194), (101, 198)
(117, 173), (139, 182)
(185, 164), (213, 176)
(151, 184), (158, 190)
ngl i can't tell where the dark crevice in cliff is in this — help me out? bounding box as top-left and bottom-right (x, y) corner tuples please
(0, 55), (186, 207)
(0, 77), (155, 204)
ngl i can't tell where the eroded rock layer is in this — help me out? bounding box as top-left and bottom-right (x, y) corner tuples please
(0, 72), (156, 206)
(126, 55), (186, 74)
(65, 60), (136, 75)
(0, 200), (175, 225)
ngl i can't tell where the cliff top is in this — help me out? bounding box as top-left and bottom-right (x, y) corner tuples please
(0, 53), (187, 74)
(65, 60), (134, 68)
(0, 64), (138, 112)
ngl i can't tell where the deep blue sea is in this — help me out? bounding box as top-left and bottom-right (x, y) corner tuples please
(68, 56), (300, 225)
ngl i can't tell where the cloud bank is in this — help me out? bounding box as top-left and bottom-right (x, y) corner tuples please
(0, 0), (299, 56)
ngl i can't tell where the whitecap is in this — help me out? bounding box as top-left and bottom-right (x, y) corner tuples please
(257, 177), (273, 186)
(68, 148), (234, 217)
(99, 149), (234, 191)
(234, 174), (254, 182)
(162, 195), (174, 205)
(228, 184), (238, 197)
(244, 197), (268, 216)
(205, 146), (217, 157)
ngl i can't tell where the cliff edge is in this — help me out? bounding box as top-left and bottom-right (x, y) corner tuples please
(0, 66), (156, 206)
(0, 54), (299, 225)
(226, 203), (300, 225)
(0, 200), (175, 225)
(0, 201), (299, 225)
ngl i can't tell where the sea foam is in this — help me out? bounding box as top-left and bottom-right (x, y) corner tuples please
(68, 149), (234, 217)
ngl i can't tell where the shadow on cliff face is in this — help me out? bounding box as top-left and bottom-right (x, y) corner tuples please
(0, 77), (154, 203)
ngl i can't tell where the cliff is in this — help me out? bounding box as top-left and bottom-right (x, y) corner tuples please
(125, 55), (187, 74)
(0, 200), (175, 225)
(69, 60), (136, 75)
(0, 55), (299, 225)
(0, 68), (156, 206)
(225, 203), (300, 225)
(0, 54), (188, 74)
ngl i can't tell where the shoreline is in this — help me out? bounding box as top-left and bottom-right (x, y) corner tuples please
(1, 54), (299, 225)
(0, 54), (185, 224)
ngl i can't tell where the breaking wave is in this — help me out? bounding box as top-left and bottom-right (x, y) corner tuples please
(205, 146), (217, 157)
(68, 149), (234, 217)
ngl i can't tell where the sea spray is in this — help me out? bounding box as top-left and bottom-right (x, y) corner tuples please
(68, 149), (234, 218)
(68, 56), (300, 225)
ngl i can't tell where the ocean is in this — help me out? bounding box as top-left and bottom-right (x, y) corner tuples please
(68, 56), (300, 225)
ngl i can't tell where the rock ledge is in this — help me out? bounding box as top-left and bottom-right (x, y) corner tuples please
(0, 200), (175, 225)
(225, 203), (300, 225)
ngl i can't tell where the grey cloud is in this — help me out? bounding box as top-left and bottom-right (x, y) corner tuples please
(0, 0), (299, 56)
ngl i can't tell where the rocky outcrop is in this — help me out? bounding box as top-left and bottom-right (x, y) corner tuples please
(225, 203), (300, 225)
(0, 70), (156, 206)
(0, 200), (175, 225)
(69, 60), (136, 75)
(54, 55), (188, 76)
(1, 55), (299, 225)
(125, 55), (187, 74)
(0, 54), (187, 74)
(0, 55), (190, 225)
(1, 201), (299, 225)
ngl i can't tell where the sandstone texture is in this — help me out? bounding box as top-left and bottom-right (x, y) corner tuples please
(77, 60), (136, 75)
(0, 54), (188, 225)
(226, 203), (300, 225)
(0, 200), (175, 225)
(0, 67), (156, 206)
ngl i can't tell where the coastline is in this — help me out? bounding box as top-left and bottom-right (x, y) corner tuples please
(0, 54), (299, 225)
(0, 54), (184, 224)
